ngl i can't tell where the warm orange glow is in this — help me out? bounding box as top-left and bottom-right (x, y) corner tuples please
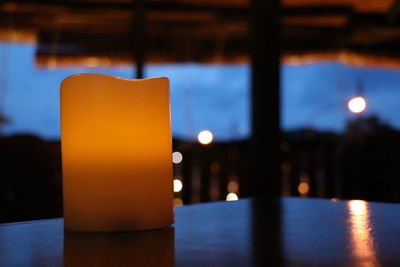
(227, 180), (239, 193)
(0, 28), (37, 43)
(348, 200), (380, 266)
(226, 193), (239, 201)
(298, 182), (309, 195)
(173, 179), (183, 193)
(283, 15), (348, 28)
(174, 198), (183, 207)
(172, 151), (183, 164)
(48, 57), (57, 70)
(210, 161), (221, 173)
(209, 187), (220, 200)
(348, 96), (367, 113)
(60, 74), (173, 231)
(283, 51), (400, 69)
(283, 0), (393, 13)
(198, 130), (213, 145)
(281, 161), (292, 173)
(85, 57), (101, 67)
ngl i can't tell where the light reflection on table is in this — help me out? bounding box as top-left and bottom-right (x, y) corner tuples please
(348, 200), (380, 267)
(2, 197), (400, 266)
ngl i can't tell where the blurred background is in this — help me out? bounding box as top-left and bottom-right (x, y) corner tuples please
(1, 0), (400, 222)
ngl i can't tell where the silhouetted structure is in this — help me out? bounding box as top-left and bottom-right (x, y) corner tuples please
(339, 116), (400, 202)
(281, 116), (400, 203)
(0, 135), (62, 222)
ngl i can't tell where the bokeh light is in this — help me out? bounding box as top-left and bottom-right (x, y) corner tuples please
(348, 96), (366, 114)
(174, 198), (183, 206)
(298, 182), (309, 195)
(227, 180), (239, 193)
(198, 130), (213, 145)
(210, 161), (221, 173)
(226, 193), (239, 201)
(172, 151), (183, 164)
(173, 179), (183, 193)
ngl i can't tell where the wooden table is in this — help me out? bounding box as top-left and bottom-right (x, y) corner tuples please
(1, 197), (400, 266)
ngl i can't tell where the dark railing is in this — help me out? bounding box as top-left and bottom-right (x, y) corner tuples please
(2, 116), (400, 223)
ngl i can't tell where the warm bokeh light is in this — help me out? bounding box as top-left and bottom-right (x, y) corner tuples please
(198, 130), (213, 145)
(172, 151), (183, 164)
(173, 179), (183, 193)
(348, 96), (367, 113)
(174, 198), (183, 206)
(348, 200), (379, 266)
(281, 161), (292, 173)
(298, 182), (309, 195)
(226, 193), (239, 201)
(210, 161), (221, 173)
(227, 180), (239, 193)
(210, 187), (220, 200)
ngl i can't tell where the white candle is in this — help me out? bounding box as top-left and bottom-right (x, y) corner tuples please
(60, 74), (174, 231)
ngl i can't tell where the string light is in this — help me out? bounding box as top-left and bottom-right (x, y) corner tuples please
(198, 130), (213, 145)
(172, 151), (183, 164)
(173, 179), (183, 193)
(226, 193), (239, 201)
(348, 96), (366, 113)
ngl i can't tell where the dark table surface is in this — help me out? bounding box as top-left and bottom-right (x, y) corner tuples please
(1, 196), (400, 266)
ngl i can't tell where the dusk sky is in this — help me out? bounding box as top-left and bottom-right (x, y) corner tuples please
(1, 42), (400, 141)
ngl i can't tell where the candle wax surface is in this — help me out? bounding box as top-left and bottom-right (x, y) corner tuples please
(60, 74), (174, 231)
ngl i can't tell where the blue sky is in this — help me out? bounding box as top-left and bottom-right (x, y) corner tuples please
(1, 42), (400, 141)
(282, 63), (400, 132)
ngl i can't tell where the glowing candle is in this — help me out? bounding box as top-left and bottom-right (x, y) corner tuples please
(60, 74), (173, 231)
